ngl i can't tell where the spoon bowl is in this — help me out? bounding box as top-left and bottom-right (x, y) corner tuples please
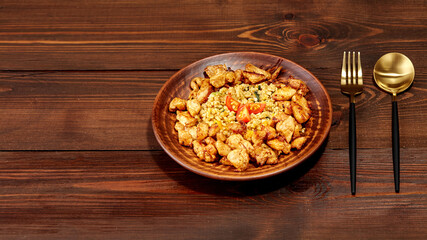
(374, 52), (415, 97)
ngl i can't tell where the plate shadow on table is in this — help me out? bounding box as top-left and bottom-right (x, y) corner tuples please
(150, 130), (329, 197)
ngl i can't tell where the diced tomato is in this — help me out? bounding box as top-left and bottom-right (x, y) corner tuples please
(247, 103), (266, 114)
(226, 95), (240, 112)
(236, 104), (251, 123)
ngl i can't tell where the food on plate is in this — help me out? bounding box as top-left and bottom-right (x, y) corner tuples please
(169, 63), (312, 171)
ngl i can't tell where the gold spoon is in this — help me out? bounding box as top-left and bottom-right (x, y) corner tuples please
(373, 52), (415, 193)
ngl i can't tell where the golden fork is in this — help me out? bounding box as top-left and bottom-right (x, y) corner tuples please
(340, 51), (363, 195)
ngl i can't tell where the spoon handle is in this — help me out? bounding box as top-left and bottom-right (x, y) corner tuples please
(349, 102), (356, 195)
(392, 100), (400, 193)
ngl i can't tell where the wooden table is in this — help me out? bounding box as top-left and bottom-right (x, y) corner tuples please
(1, 0), (426, 239)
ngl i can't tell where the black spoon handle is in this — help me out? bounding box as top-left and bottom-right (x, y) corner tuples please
(392, 100), (400, 193)
(349, 102), (356, 195)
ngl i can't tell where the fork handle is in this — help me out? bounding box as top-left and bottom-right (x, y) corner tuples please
(349, 102), (356, 195)
(392, 100), (400, 193)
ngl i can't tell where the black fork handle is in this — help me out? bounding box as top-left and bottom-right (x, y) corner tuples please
(349, 102), (356, 195)
(392, 100), (400, 193)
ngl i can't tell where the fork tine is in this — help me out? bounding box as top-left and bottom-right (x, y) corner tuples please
(341, 52), (347, 86)
(352, 52), (356, 85)
(357, 52), (363, 85)
(347, 51), (351, 84)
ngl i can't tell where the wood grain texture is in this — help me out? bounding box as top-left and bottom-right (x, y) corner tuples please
(0, 149), (425, 239)
(0, 71), (163, 150)
(0, 0), (425, 70)
(0, 70), (425, 150)
(0, 0), (426, 238)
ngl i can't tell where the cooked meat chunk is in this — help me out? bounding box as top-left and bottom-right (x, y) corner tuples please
(283, 141), (291, 154)
(178, 130), (192, 147)
(293, 123), (303, 139)
(192, 141), (205, 160)
(219, 156), (233, 166)
(272, 76), (288, 85)
(226, 134), (254, 159)
(190, 77), (205, 91)
(297, 82), (309, 96)
(263, 119), (276, 127)
(233, 69), (243, 85)
(288, 78), (303, 89)
(272, 112), (289, 122)
(190, 78), (199, 91)
(188, 89), (198, 100)
(225, 71), (236, 83)
(196, 79), (213, 103)
(265, 150), (279, 164)
(291, 136), (308, 150)
(267, 138), (291, 154)
(276, 100), (293, 115)
(175, 122), (185, 132)
(272, 86), (296, 101)
(267, 138), (284, 151)
(187, 126), (197, 140)
(196, 122), (209, 141)
(169, 97), (187, 112)
(252, 129), (267, 146)
(204, 143), (218, 162)
(245, 63), (269, 76)
(292, 102), (311, 124)
(270, 66), (282, 81)
(215, 140), (232, 157)
(226, 122), (246, 134)
(193, 77), (205, 86)
(262, 125), (277, 140)
(253, 145), (267, 166)
(292, 94), (309, 110)
(276, 116), (296, 143)
(176, 111), (197, 127)
(208, 124), (220, 137)
(227, 149), (250, 171)
(242, 71), (267, 84)
(203, 136), (216, 145)
(205, 64), (227, 88)
(226, 134), (244, 149)
(192, 140), (217, 163)
(210, 74), (226, 88)
(287, 78), (309, 96)
(205, 64), (227, 78)
(245, 63), (271, 82)
(226, 134), (253, 151)
(216, 132), (227, 142)
(186, 99), (201, 117)
(253, 144), (278, 166)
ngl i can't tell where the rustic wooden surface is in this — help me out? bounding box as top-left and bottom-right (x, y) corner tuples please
(0, 0), (426, 239)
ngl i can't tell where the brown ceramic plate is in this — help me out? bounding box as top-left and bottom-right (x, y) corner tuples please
(152, 52), (332, 181)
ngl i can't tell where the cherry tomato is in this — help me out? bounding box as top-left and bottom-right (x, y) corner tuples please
(226, 95), (240, 112)
(247, 103), (266, 114)
(236, 104), (251, 123)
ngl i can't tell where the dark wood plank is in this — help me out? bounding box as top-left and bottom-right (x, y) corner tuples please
(0, 71), (163, 150)
(1, 70), (426, 150)
(0, 149), (425, 239)
(0, 0), (425, 70)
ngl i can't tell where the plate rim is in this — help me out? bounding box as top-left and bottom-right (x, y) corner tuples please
(152, 51), (333, 181)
